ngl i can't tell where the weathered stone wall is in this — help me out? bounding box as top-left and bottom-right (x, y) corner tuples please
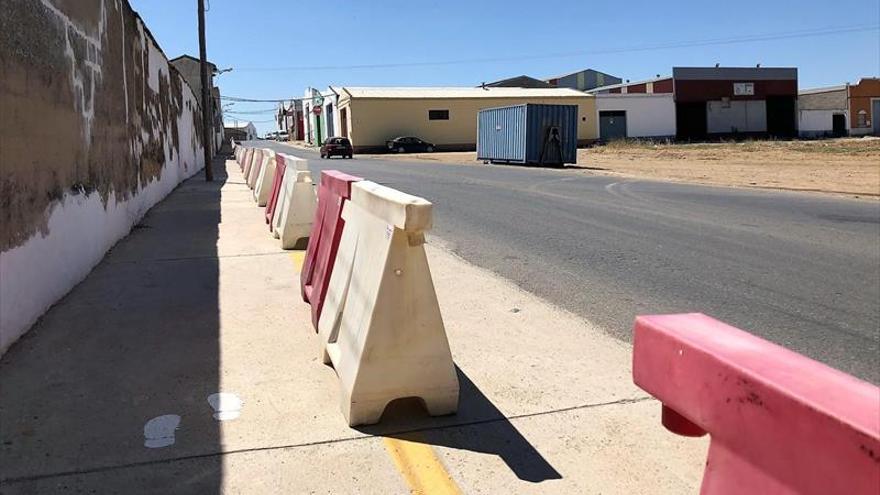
(0, 0), (205, 353)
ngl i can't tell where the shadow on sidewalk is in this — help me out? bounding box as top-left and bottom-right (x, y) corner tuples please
(357, 366), (562, 483)
(0, 157), (230, 493)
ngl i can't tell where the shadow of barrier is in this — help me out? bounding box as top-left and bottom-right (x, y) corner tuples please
(358, 367), (563, 483)
(254, 167), (561, 481)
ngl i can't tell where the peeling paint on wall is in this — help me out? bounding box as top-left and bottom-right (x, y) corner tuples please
(0, 0), (204, 252)
(0, 0), (205, 354)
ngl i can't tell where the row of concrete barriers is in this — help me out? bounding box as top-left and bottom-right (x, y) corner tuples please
(231, 142), (878, 494)
(233, 143), (459, 428)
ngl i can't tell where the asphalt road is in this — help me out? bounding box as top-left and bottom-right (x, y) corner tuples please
(249, 141), (880, 383)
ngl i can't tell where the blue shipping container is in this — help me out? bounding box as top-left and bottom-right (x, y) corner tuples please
(477, 104), (578, 165)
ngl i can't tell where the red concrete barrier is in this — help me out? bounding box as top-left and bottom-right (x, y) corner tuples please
(300, 170), (362, 329)
(633, 313), (880, 495)
(265, 154), (288, 228)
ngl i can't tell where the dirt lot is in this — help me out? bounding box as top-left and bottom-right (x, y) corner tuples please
(360, 138), (880, 199)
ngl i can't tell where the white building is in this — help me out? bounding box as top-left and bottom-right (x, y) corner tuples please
(594, 93), (676, 140)
(798, 85), (849, 138)
(302, 87), (342, 145)
(224, 121), (257, 141)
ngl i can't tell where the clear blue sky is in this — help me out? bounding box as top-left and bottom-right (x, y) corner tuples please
(130, 0), (880, 135)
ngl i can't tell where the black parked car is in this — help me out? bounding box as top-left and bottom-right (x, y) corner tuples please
(320, 137), (353, 159)
(386, 136), (434, 153)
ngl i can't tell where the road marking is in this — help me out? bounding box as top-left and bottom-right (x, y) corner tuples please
(143, 414), (181, 448)
(207, 393), (243, 421)
(383, 435), (461, 495)
(289, 250), (306, 270)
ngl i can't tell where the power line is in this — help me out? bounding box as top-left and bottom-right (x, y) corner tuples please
(221, 93), (335, 103)
(224, 118), (276, 124)
(231, 24), (878, 73)
(224, 108), (279, 114)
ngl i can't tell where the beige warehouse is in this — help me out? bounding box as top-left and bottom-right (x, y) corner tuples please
(335, 87), (597, 151)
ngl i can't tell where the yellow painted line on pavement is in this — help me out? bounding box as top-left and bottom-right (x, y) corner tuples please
(383, 435), (462, 495)
(288, 250), (306, 270)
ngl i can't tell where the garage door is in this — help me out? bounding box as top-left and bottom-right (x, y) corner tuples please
(599, 111), (627, 141)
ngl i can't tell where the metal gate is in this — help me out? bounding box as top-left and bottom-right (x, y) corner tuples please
(599, 111), (627, 141)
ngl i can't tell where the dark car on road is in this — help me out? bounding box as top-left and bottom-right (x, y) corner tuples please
(386, 136), (434, 153)
(320, 137), (353, 159)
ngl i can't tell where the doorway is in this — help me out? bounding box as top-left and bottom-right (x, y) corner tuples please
(873, 100), (880, 136)
(341, 108), (348, 138)
(599, 111), (627, 141)
(325, 105), (334, 138)
(766, 96), (796, 138)
(832, 114), (846, 137)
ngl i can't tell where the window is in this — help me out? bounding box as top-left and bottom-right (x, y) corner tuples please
(857, 110), (867, 127)
(428, 109), (449, 120)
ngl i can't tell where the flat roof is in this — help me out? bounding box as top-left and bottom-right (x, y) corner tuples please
(799, 85), (847, 95)
(594, 93), (673, 98)
(673, 67), (797, 81)
(340, 86), (591, 99)
(585, 75), (672, 93)
(223, 121), (254, 128)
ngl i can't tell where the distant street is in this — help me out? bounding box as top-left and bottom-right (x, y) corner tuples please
(255, 141), (880, 383)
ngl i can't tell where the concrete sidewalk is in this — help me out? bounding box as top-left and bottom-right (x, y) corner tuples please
(0, 158), (706, 493)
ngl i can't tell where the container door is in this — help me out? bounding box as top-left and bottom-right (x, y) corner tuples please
(599, 111), (627, 141)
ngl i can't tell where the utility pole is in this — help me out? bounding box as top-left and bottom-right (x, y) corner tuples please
(198, 0), (213, 181)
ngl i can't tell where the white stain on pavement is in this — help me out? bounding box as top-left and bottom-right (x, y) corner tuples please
(207, 393), (243, 421)
(143, 414), (181, 448)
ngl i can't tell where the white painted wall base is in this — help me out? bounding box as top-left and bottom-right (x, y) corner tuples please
(595, 94), (676, 138)
(799, 109), (848, 137)
(0, 161), (203, 356)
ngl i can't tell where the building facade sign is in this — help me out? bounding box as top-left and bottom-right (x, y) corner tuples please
(733, 82), (755, 96)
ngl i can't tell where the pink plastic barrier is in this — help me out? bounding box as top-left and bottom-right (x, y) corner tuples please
(265, 154), (287, 228)
(246, 150), (264, 187)
(244, 149), (261, 179)
(300, 170), (362, 329)
(241, 148), (253, 171)
(633, 313), (880, 495)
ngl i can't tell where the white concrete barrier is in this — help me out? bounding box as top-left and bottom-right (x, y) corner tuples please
(271, 155), (316, 249)
(278, 153), (309, 173)
(318, 180), (459, 426)
(253, 150), (277, 206)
